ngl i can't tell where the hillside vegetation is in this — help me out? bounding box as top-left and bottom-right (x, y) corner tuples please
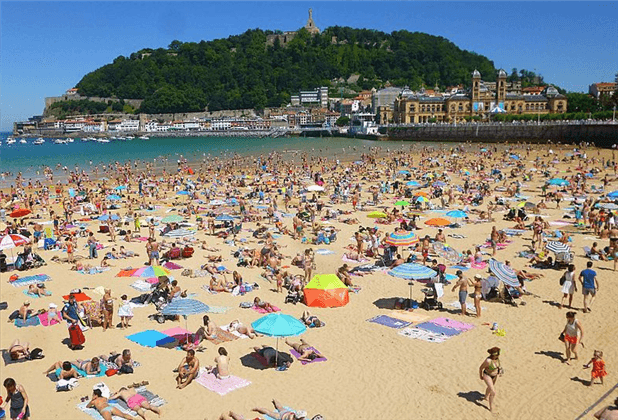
(76, 27), (501, 113)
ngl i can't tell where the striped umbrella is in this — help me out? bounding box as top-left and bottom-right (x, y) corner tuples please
(415, 196), (429, 203)
(161, 298), (210, 344)
(215, 214), (235, 222)
(599, 203), (618, 210)
(384, 231), (419, 247)
(488, 259), (520, 288)
(388, 263), (437, 280)
(131, 265), (171, 278)
(546, 241), (571, 254)
(0, 234), (30, 250)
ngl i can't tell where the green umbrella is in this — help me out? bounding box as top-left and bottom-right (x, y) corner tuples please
(394, 200), (410, 208)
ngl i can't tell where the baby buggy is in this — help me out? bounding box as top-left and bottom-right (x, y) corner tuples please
(420, 281), (443, 310)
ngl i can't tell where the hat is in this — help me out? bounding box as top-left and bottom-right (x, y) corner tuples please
(456, 270), (463, 276)
(294, 411), (307, 419)
(474, 274), (482, 279)
(24, 300), (31, 306)
(49, 303), (57, 309)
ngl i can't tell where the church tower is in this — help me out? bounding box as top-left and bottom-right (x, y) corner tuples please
(304, 8), (320, 34)
(471, 69), (481, 103)
(496, 69), (507, 104)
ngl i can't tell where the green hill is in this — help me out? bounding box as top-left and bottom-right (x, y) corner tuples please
(76, 27), (499, 114)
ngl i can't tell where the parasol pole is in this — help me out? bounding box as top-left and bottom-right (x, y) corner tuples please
(275, 336), (279, 367)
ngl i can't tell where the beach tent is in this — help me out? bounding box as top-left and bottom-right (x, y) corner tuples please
(303, 274), (349, 308)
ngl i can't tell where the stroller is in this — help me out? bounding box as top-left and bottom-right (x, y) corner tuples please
(420, 281), (443, 310)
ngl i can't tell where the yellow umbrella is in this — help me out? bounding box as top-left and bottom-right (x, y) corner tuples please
(367, 211), (387, 219)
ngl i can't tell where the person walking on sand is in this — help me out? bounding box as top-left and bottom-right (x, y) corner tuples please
(561, 311), (584, 365)
(579, 261), (598, 313)
(559, 264), (577, 309)
(451, 270), (470, 316)
(2, 378), (30, 420)
(479, 347), (502, 413)
(584, 350), (608, 387)
(471, 274), (483, 318)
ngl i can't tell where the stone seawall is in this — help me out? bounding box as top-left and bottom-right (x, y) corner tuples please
(44, 94), (143, 111)
(385, 124), (618, 147)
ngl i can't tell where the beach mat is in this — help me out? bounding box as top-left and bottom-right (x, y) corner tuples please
(249, 352), (270, 368)
(127, 330), (173, 348)
(195, 370), (251, 395)
(315, 249), (335, 255)
(289, 347), (327, 365)
(62, 292), (91, 302)
(38, 311), (63, 326)
(14, 316), (41, 328)
(471, 261), (488, 269)
(9, 274), (51, 287)
(262, 407), (301, 420)
(387, 311), (429, 324)
(415, 321), (461, 337)
(367, 315), (411, 329)
(163, 261), (183, 269)
(449, 265), (469, 271)
(2, 349), (30, 366)
(206, 306), (230, 314)
(398, 327), (448, 343)
(252, 305), (281, 314)
(430, 317), (474, 332)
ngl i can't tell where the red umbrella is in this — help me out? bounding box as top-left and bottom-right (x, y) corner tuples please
(0, 234), (30, 250)
(10, 209), (31, 218)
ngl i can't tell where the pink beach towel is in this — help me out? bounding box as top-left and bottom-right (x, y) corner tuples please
(163, 261), (183, 270)
(252, 305), (281, 314)
(430, 317), (474, 332)
(471, 261), (488, 269)
(38, 311), (63, 326)
(136, 237), (150, 241)
(195, 371), (251, 395)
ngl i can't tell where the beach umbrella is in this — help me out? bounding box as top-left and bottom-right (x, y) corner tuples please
(517, 201), (537, 209)
(600, 203), (618, 210)
(548, 178), (569, 186)
(398, 170), (410, 175)
(106, 194), (121, 201)
(176, 190), (190, 195)
(606, 191), (618, 199)
(209, 199), (225, 206)
(384, 231), (419, 247)
(394, 200), (410, 208)
(114, 185), (127, 190)
(546, 241), (571, 254)
(307, 185), (324, 192)
(406, 181), (420, 187)
(303, 274), (349, 308)
(488, 259), (519, 288)
(432, 181), (446, 187)
(510, 154), (520, 160)
(251, 313), (306, 366)
(161, 215), (184, 223)
(432, 242), (461, 263)
(161, 298), (210, 343)
(0, 234), (30, 250)
(415, 196), (429, 203)
(98, 214), (119, 221)
(367, 211), (387, 219)
(215, 214), (235, 222)
(414, 191), (429, 197)
(9, 209), (31, 218)
(425, 218), (450, 227)
(131, 265), (171, 278)
(388, 263), (437, 280)
(446, 210), (467, 219)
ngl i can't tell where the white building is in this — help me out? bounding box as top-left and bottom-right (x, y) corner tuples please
(211, 119), (232, 130)
(184, 121), (200, 130)
(118, 120), (140, 132)
(64, 120), (86, 133)
(157, 123), (171, 132)
(144, 121), (159, 132)
(291, 87), (329, 108)
(82, 121), (104, 132)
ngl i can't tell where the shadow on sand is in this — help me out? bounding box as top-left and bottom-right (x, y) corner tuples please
(457, 390), (488, 409)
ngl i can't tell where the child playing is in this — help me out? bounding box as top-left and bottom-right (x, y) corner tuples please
(584, 350), (607, 386)
(117, 295), (133, 329)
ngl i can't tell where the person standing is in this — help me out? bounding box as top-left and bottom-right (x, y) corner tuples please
(559, 264), (577, 309)
(561, 311), (584, 365)
(471, 274), (483, 318)
(2, 378), (30, 420)
(490, 226), (499, 257)
(87, 232), (98, 259)
(479, 347), (502, 413)
(451, 270), (470, 316)
(579, 261), (598, 313)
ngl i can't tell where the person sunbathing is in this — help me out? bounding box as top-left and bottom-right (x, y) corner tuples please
(210, 276), (233, 293)
(200, 241), (220, 252)
(71, 261), (93, 271)
(176, 349), (200, 389)
(300, 310), (324, 328)
(253, 297), (275, 312)
(251, 346), (293, 370)
(228, 320), (258, 339)
(206, 347), (230, 379)
(8, 339), (37, 361)
(109, 387), (161, 420)
(285, 338), (324, 362)
(207, 255), (223, 263)
(27, 283), (50, 297)
(43, 360), (81, 379)
(252, 400), (306, 420)
(87, 389), (135, 420)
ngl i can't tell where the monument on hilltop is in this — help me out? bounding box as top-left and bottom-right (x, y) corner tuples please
(266, 8), (320, 47)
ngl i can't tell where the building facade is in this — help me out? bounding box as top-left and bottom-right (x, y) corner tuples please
(393, 70), (567, 124)
(589, 82), (616, 99)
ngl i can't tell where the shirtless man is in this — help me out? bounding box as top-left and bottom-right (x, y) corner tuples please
(451, 270), (471, 316)
(206, 347), (230, 379)
(109, 387), (161, 420)
(435, 229), (446, 243)
(594, 397), (618, 420)
(253, 400), (307, 420)
(99, 349), (133, 371)
(87, 389), (135, 420)
(43, 360), (81, 379)
(176, 349), (199, 389)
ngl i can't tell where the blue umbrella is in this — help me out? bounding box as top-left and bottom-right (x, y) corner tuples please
(176, 190), (190, 195)
(215, 214), (234, 222)
(398, 170), (410, 175)
(406, 181), (420, 187)
(106, 194), (121, 200)
(510, 154), (520, 160)
(607, 191), (618, 199)
(432, 181), (446, 187)
(98, 214), (119, 221)
(115, 185), (127, 190)
(68, 188), (76, 197)
(547, 178), (569, 186)
(388, 263), (437, 280)
(161, 298), (210, 344)
(252, 313), (306, 365)
(488, 259), (519, 288)
(446, 210), (467, 219)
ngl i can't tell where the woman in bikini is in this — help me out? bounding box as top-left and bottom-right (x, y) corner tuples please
(253, 297), (275, 312)
(479, 347), (503, 413)
(284, 338), (324, 362)
(100, 288), (115, 331)
(471, 274), (483, 318)
(300, 310), (323, 328)
(8, 340), (30, 361)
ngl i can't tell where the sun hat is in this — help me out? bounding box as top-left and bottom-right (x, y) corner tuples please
(474, 274), (482, 279)
(23, 300), (31, 306)
(49, 303), (57, 309)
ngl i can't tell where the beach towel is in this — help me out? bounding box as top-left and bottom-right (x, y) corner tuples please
(206, 328), (239, 345)
(367, 315), (411, 329)
(38, 310), (63, 326)
(130, 280), (153, 292)
(62, 292), (91, 302)
(22, 289), (51, 299)
(348, 286), (361, 294)
(206, 306), (230, 314)
(2, 349), (30, 366)
(387, 311), (429, 324)
(450, 265), (469, 271)
(415, 321), (461, 337)
(126, 330), (173, 348)
(252, 305), (281, 314)
(220, 325), (249, 339)
(160, 327), (193, 345)
(163, 261), (183, 269)
(342, 255), (369, 263)
(289, 347), (327, 365)
(14, 316), (41, 328)
(261, 407), (302, 420)
(9, 274), (51, 287)
(113, 386), (166, 412)
(471, 261), (488, 269)
(54, 363), (108, 380)
(430, 317), (475, 332)
(76, 401), (133, 420)
(250, 351), (270, 367)
(315, 249), (335, 255)
(195, 369), (251, 395)
(116, 269), (136, 277)
(398, 327), (448, 343)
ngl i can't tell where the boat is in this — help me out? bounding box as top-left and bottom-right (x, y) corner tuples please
(6, 137), (16, 145)
(54, 139), (68, 144)
(67, 138), (74, 143)
(139, 135), (150, 140)
(33, 138), (45, 145)
(19, 138), (27, 144)
(96, 138), (110, 143)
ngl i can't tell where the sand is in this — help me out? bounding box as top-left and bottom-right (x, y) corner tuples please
(1, 143), (617, 420)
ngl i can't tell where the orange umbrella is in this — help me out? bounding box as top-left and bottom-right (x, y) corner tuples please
(9, 209), (31, 218)
(414, 191), (429, 198)
(425, 218), (450, 227)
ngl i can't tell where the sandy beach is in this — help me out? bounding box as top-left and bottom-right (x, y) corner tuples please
(1, 142), (617, 420)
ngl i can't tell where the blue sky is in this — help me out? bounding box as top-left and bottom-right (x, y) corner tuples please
(1, 1), (617, 131)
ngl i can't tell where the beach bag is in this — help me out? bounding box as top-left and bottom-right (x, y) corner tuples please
(559, 274), (566, 286)
(105, 369), (118, 377)
(119, 364), (133, 375)
(69, 323), (86, 347)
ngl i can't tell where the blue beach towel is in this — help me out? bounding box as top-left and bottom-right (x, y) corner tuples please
(10, 274), (51, 287)
(14, 316), (41, 328)
(449, 266), (469, 271)
(22, 289), (51, 299)
(415, 321), (461, 337)
(55, 363), (108, 379)
(367, 315), (411, 329)
(126, 330), (172, 348)
(262, 407), (300, 420)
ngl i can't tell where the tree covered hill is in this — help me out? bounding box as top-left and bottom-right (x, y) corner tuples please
(76, 26), (499, 113)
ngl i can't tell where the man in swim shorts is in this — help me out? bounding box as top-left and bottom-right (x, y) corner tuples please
(451, 270), (470, 316)
(110, 387), (161, 420)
